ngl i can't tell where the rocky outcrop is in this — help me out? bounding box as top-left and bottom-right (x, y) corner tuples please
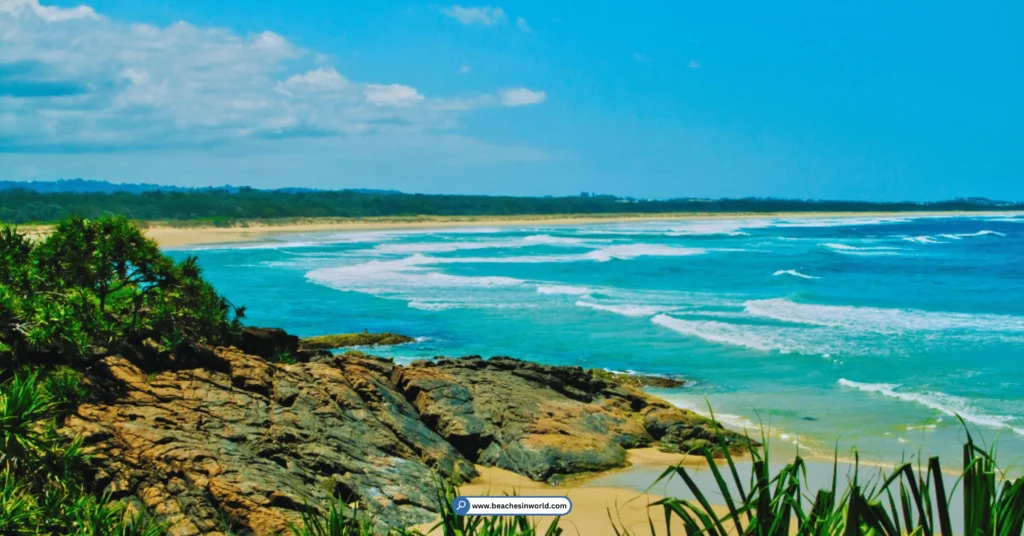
(67, 349), (475, 535)
(299, 332), (415, 351)
(587, 368), (687, 389)
(64, 347), (748, 534)
(394, 356), (746, 483)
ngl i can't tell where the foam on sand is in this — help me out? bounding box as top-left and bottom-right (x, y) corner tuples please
(772, 269), (820, 280)
(837, 379), (1024, 436)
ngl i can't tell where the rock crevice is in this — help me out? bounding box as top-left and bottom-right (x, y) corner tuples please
(66, 346), (747, 535)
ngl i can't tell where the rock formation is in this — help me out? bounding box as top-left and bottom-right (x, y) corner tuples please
(63, 337), (748, 535)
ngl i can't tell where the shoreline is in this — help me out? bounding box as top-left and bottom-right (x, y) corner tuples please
(414, 448), (734, 535)
(16, 210), (1021, 248)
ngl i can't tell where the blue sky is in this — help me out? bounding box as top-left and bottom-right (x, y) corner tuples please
(1, 0), (1021, 200)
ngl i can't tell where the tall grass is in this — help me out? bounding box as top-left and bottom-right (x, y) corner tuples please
(639, 419), (1024, 536)
(0, 372), (162, 535)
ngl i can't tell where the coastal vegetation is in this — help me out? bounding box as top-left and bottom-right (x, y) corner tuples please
(0, 216), (244, 533)
(0, 186), (1020, 225)
(1, 217), (1022, 535)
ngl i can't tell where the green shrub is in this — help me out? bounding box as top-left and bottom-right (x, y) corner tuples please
(42, 367), (86, 413)
(0, 373), (163, 535)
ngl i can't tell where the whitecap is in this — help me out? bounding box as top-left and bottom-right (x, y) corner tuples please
(902, 235), (944, 244)
(743, 298), (1024, 334)
(651, 314), (818, 354)
(772, 269), (820, 280)
(584, 244), (705, 262)
(938, 230), (1007, 239)
(521, 234), (588, 245)
(575, 300), (666, 317)
(820, 243), (904, 256)
(837, 379), (1024, 436)
(536, 285), (592, 296)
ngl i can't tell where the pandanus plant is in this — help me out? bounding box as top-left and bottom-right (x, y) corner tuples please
(637, 418), (1024, 536)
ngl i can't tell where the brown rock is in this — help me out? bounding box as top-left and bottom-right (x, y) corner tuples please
(67, 348), (475, 535)
(392, 356), (749, 483)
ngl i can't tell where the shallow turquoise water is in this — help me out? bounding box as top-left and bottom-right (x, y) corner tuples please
(170, 214), (1024, 469)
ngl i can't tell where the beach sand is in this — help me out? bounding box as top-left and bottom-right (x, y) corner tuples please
(412, 448), (733, 536)
(16, 211), (1018, 248)
(119, 210), (1021, 247)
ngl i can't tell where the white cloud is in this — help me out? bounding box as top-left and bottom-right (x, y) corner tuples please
(364, 84), (424, 107)
(689, 60), (701, 69)
(0, 0), (545, 153)
(516, 16), (530, 32)
(0, 0), (99, 21)
(498, 87), (546, 107)
(459, 64), (472, 74)
(441, 5), (506, 26)
(276, 67), (349, 95)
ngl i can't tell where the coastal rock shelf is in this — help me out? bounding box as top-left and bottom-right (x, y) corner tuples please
(64, 342), (746, 535)
(395, 356), (739, 483)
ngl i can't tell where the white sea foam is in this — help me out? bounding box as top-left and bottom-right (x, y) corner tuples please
(521, 234), (588, 245)
(576, 300), (665, 317)
(660, 395), (761, 431)
(837, 379), (1024, 436)
(743, 298), (1024, 334)
(584, 244), (706, 261)
(903, 235), (944, 244)
(772, 269), (820, 280)
(820, 243), (903, 256)
(536, 285), (592, 296)
(772, 217), (912, 228)
(938, 230), (1007, 239)
(652, 314), (808, 354)
(307, 256), (525, 295)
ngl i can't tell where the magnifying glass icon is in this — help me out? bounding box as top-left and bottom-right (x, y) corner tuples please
(453, 497), (471, 515)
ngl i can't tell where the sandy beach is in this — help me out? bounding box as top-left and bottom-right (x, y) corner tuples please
(413, 448), (733, 536)
(15, 210), (1015, 248)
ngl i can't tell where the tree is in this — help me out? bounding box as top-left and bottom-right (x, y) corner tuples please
(0, 216), (244, 363)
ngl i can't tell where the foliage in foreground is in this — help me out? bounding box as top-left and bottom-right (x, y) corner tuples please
(631, 421), (1024, 536)
(289, 424), (1024, 536)
(1, 216), (244, 368)
(1, 216), (243, 534)
(0, 371), (163, 535)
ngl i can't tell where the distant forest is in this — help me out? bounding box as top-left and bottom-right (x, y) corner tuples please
(0, 182), (1020, 225)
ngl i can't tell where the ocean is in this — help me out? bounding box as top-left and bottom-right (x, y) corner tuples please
(170, 214), (1024, 469)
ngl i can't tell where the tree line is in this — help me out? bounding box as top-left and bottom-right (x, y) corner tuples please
(1, 188), (1019, 224)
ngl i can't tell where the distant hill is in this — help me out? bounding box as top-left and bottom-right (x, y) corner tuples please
(0, 179), (401, 196)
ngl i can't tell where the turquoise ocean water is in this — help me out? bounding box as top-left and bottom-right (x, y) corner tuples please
(170, 214), (1024, 468)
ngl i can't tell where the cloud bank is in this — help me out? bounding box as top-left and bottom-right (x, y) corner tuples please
(0, 0), (546, 152)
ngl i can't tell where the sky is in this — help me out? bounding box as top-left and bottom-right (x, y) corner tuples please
(0, 0), (1021, 200)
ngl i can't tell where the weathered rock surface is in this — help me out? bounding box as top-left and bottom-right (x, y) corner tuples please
(587, 368), (687, 389)
(300, 332), (415, 351)
(394, 356), (747, 483)
(67, 349), (475, 535)
(64, 346), (748, 534)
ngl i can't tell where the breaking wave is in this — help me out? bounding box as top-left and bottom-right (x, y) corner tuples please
(772, 269), (819, 280)
(837, 379), (1024, 436)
